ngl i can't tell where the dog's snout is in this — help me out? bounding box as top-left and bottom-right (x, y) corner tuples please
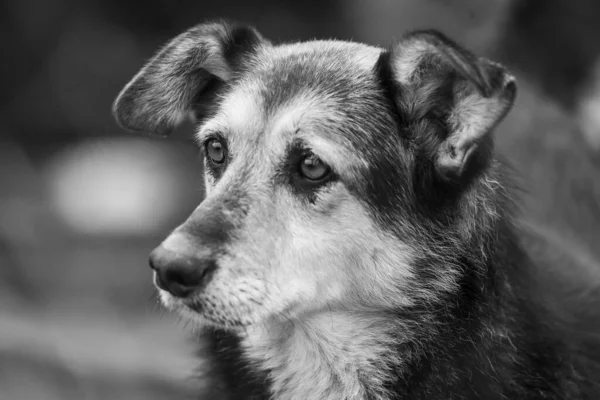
(149, 246), (217, 298)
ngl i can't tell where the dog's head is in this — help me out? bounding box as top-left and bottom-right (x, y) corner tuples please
(114, 22), (516, 329)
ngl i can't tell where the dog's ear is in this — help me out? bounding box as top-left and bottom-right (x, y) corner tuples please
(380, 30), (516, 181)
(113, 22), (268, 136)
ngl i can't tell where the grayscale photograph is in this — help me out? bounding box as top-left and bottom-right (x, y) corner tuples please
(2, 1), (600, 399)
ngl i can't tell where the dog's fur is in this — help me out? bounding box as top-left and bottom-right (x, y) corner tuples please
(113, 21), (600, 399)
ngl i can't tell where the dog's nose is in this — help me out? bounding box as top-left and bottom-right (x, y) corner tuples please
(149, 246), (216, 298)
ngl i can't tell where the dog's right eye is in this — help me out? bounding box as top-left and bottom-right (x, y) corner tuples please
(299, 154), (330, 181)
(205, 139), (226, 164)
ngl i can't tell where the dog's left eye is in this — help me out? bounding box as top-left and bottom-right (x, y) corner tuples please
(299, 154), (330, 181)
(206, 139), (226, 164)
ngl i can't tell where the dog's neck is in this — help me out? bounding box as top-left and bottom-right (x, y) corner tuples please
(241, 310), (409, 400)
(237, 219), (521, 400)
(238, 262), (513, 399)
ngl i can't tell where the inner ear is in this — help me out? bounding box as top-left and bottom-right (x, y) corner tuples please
(112, 22), (268, 136)
(382, 30), (517, 182)
(438, 62), (516, 179)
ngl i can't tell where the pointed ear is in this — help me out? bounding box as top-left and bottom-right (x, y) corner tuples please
(383, 30), (516, 181)
(112, 22), (268, 136)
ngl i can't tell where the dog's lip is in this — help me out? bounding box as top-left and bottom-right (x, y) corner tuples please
(158, 286), (253, 329)
(160, 288), (202, 311)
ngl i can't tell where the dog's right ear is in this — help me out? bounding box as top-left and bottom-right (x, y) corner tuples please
(113, 22), (268, 136)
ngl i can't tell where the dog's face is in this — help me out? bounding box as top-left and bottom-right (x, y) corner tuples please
(114, 23), (516, 329)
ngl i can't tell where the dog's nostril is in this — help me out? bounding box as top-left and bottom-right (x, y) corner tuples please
(154, 270), (168, 292)
(161, 263), (216, 298)
(166, 260), (216, 287)
(157, 269), (196, 298)
(165, 266), (198, 288)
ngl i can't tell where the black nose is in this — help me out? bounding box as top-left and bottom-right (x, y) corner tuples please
(149, 246), (217, 298)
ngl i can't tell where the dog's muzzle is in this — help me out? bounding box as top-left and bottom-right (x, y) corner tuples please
(149, 245), (217, 298)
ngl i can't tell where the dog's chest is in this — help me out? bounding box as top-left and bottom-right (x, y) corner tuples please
(241, 312), (402, 400)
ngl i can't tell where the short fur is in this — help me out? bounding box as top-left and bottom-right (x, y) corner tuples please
(113, 21), (600, 400)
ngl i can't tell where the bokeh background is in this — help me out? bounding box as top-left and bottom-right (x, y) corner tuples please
(2, 0), (600, 399)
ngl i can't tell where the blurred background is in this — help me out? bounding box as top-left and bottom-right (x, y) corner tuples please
(2, 0), (600, 398)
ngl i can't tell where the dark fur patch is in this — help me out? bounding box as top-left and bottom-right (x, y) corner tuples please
(199, 330), (271, 399)
(182, 188), (248, 250)
(274, 139), (338, 204)
(221, 24), (268, 74)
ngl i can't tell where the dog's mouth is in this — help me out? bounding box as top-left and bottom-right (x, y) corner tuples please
(157, 287), (255, 330)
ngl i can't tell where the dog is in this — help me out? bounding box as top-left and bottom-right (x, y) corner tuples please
(112, 21), (600, 399)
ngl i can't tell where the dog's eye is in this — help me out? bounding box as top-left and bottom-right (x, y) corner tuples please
(299, 154), (330, 181)
(206, 139), (226, 164)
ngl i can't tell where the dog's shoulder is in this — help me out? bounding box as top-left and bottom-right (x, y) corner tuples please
(510, 222), (600, 397)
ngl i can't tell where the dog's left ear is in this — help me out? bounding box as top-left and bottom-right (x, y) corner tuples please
(113, 22), (268, 136)
(380, 30), (517, 180)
